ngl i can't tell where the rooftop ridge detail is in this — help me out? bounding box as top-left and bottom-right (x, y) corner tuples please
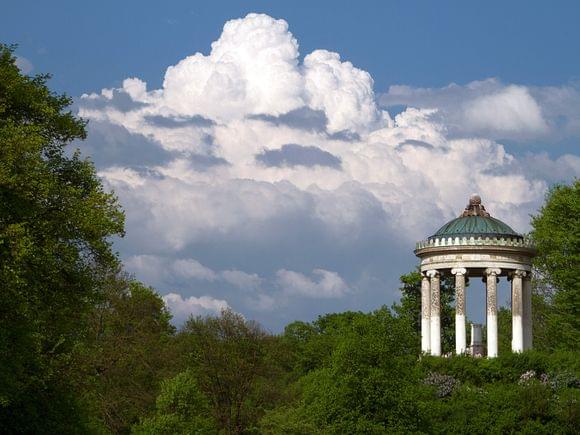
(416, 235), (535, 250)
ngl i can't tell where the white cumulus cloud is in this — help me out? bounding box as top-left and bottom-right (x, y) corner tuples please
(379, 78), (580, 141)
(304, 49), (384, 133)
(74, 13), (579, 330)
(161, 13), (303, 121)
(463, 85), (548, 134)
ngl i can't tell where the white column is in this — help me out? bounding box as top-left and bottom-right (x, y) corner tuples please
(421, 274), (431, 354)
(523, 276), (533, 350)
(510, 270), (526, 353)
(470, 324), (484, 357)
(452, 268), (467, 355)
(427, 270), (441, 356)
(485, 268), (501, 358)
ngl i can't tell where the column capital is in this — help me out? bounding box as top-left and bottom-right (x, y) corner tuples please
(485, 267), (501, 277)
(451, 267), (467, 276)
(509, 269), (527, 279)
(426, 269), (440, 278)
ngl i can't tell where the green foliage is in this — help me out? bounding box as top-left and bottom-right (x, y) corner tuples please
(531, 180), (580, 350)
(418, 352), (579, 434)
(0, 44), (124, 432)
(262, 289), (580, 434)
(497, 306), (513, 355)
(258, 404), (318, 434)
(178, 309), (291, 434)
(283, 310), (382, 376)
(75, 275), (177, 434)
(532, 180), (580, 293)
(393, 270), (423, 332)
(263, 307), (428, 433)
(419, 351), (579, 386)
(132, 371), (217, 434)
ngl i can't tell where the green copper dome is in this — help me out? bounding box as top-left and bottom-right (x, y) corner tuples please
(428, 194), (523, 241)
(429, 215), (522, 240)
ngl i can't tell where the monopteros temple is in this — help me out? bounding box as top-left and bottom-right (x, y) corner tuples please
(414, 195), (536, 358)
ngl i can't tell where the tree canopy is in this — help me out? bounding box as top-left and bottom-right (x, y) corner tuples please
(0, 44), (124, 432)
(531, 180), (580, 350)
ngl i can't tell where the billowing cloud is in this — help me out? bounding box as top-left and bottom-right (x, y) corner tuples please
(380, 78), (580, 142)
(221, 270), (262, 290)
(75, 13), (579, 330)
(161, 14), (303, 121)
(303, 49), (384, 133)
(163, 293), (229, 324)
(172, 258), (218, 281)
(276, 268), (349, 298)
(464, 85), (547, 134)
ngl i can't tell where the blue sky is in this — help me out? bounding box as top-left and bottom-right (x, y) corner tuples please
(2, 2), (579, 330)
(4, 1), (580, 94)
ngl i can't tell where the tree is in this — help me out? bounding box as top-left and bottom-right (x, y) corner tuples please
(261, 307), (425, 433)
(132, 370), (218, 435)
(179, 309), (288, 434)
(75, 274), (177, 433)
(0, 44), (124, 432)
(531, 180), (579, 350)
(283, 311), (374, 377)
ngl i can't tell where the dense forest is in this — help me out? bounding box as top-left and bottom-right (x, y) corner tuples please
(1, 44), (578, 434)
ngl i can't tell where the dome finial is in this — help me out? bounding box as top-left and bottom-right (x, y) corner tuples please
(469, 193), (481, 205)
(462, 193), (490, 217)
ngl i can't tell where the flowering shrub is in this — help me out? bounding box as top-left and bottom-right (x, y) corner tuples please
(424, 372), (461, 398)
(547, 370), (580, 390)
(518, 370), (537, 385)
(518, 370), (579, 390)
